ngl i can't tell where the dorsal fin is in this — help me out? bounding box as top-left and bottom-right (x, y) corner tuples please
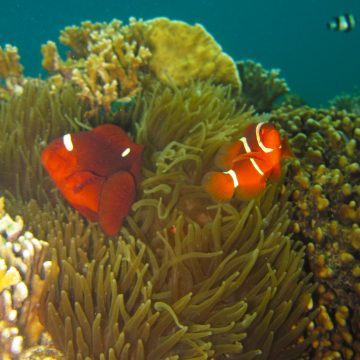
(92, 124), (132, 148)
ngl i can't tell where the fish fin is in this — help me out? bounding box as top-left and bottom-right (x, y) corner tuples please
(92, 124), (132, 148)
(235, 179), (267, 200)
(269, 163), (282, 182)
(281, 137), (294, 158)
(215, 141), (243, 169)
(74, 204), (98, 222)
(64, 171), (104, 221)
(202, 171), (235, 202)
(99, 171), (136, 236)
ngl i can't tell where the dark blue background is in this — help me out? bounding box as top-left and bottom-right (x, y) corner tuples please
(1, 0), (359, 106)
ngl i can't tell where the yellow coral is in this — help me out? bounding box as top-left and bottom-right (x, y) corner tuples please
(41, 41), (61, 73)
(0, 44), (24, 100)
(0, 44), (23, 79)
(145, 17), (241, 90)
(41, 19), (151, 116)
(0, 260), (21, 293)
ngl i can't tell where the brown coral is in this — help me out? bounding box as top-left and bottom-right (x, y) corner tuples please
(237, 60), (289, 112)
(271, 105), (360, 359)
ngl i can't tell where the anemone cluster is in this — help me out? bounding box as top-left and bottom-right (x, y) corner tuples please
(0, 17), (318, 360)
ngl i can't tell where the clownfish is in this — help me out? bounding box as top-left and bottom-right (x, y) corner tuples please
(202, 122), (292, 202)
(327, 13), (356, 33)
(41, 124), (143, 236)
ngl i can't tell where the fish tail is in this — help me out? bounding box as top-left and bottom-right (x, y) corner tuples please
(235, 179), (267, 201)
(202, 171), (235, 201)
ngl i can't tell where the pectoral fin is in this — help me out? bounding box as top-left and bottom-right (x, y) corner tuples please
(98, 171), (136, 236)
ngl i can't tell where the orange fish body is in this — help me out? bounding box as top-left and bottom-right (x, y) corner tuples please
(41, 124), (143, 236)
(203, 122), (291, 201)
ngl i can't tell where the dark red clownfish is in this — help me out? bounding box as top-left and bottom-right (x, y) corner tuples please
(202, 122), (292, 201)
(41, 124), (143, 236)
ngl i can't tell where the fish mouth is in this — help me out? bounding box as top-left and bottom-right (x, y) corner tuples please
(42, 147), (77, 180)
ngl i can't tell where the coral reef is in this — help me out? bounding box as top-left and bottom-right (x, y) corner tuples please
(279, 93), (306, 109)
(0, 16), (319, 359)
(41, 19), (151, 117)
(41, 17), (241, 118)
(0, 44), (24, 101)
(8, 82), (314, 359)
(329, 89), (360, 116)
(0, 198), (54, 359)
(144, 18), (240, 90)
(237, 60), (289, 113)
(271, 105), (360, 359)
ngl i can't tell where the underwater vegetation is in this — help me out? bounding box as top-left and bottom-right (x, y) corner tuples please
(1, 15), (358, 360)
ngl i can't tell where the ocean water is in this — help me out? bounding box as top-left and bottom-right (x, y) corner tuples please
(0, 0), (359, 107)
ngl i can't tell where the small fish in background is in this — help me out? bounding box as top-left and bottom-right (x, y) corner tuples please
(327, 13), (356, 32)
(202, 122), (292, 202)
(41, 124), (143, 236)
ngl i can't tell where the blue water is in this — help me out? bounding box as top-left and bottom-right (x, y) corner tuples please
(1, 0), (359, 107)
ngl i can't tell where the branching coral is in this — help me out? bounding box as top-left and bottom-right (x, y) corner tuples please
(41, 19), (151, 117)
(0, 44), (24, 101)
(41, 17), (241, 119)
(237, 60), (289, 113)
(3, 82), (316, 359)
(271, 105), (360, 359)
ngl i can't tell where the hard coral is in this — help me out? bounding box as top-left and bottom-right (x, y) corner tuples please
(18, 82), (316, 359)
(41, 19), (151, 116)
(271, 105), (360, 359)
(329, 89), (360, 116)
(237, 60), (289, 113)
(144, 18), (241, 91)
(41, 17), (241, 119)
(0, 198), (52, 359)
(0, 44), (24, 101)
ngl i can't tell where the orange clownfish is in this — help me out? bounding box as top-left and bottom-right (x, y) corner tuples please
(202, 122), (292, 201)
(41, 124), (144, 236)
